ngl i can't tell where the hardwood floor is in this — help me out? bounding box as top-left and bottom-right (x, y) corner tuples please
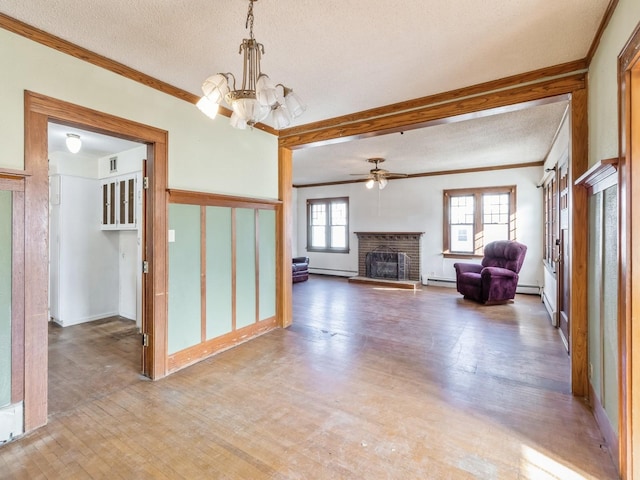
(1, 275), (617, 479)
(48, 316), (142, 417)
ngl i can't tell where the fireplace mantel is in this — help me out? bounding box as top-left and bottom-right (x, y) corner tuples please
(355, 232), (424, 236)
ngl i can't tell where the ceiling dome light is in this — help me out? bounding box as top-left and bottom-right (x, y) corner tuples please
(65, 133), (82, 154)
(197, 0), (305, 130)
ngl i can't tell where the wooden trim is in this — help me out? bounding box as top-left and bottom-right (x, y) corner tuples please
(279, 76), (584, 149)
(575, 157), (619, 195)
(255, 209), (260, 325)
(278, 147), (293, 328)
(619, 22), (640, 480)
(586, 0), (620, 65)
(280, 62), (585, 141)
(0, 168), (31, 178)
(569, 87), (589, 397)
(167, 189), (280, 209)
(294, 161), (544, 188)
(11, 190), (24, 404)
(23, 91), (169, 432)
(167, 316), (278, 373)
(23, 96), (49, 431)
(231, 209), (237, 332)
(590, 381), (620, 474)
(0, 177), (25, 191)
(0, 13), (278, 136)
(200, 206), (207, 343)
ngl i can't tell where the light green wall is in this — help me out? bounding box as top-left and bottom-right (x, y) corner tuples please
(602, 186), (619, 431)
(235, 209), (257, 329)
(0, 191), (11, 407)
(0, 28), (278, 199)
(587, 0), (640, 438)
(206, 207), (233, 339)
(258, 210), (276, 320)
(168, 204), (202, 354)
(169, 205), (276, 354)
(589, 0), (640, 168)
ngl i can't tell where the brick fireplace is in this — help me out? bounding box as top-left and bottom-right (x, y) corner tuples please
(354, 232), (424, 282)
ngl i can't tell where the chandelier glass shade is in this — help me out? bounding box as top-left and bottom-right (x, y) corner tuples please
(198, 0), (305, 129)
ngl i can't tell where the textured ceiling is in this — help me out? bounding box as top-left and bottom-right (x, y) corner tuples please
(0, 1), (607, 183)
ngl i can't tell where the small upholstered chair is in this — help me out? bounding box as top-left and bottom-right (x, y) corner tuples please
(453, 240), (527, 304)
(292, 256), (310, 283)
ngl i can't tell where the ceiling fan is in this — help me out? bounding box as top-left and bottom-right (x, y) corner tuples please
(351, 158), (408, 189)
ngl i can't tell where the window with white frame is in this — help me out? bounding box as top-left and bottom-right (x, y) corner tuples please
(307, 197), (349, 253)
(443, 186), (516, 255)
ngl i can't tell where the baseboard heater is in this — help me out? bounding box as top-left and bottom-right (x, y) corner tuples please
(424, 277), (541, 295)
(308, 268), (358, 277)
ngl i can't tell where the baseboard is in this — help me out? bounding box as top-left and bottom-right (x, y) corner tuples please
(589, 382), (619, 474)
(52, 311), (119, 327)
(423, 277), (540, 295)
(0, 402), (23, 443)
(542, 291), (558, 326)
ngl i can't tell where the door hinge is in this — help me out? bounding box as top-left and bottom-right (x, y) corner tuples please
(143, 176), (149, 189)
(142, 261), (149, 274)
(142, 333), (149, 347)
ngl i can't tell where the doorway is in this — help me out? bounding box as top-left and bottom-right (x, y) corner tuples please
(23, 91), (169, 432)
(46, 123), (145, 416)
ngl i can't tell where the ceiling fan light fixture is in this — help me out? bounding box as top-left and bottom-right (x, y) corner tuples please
(365, 178), (375, 189)
(378, 177), (388, 189)
(197, 0), (305, 130)
(65, 133), (82, 154)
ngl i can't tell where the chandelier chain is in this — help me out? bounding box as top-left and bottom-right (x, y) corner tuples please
(246, 0), (255, 39)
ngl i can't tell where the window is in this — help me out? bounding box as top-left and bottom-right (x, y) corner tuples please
(443, 186), (516, 255)
(307, 197), (349, 253)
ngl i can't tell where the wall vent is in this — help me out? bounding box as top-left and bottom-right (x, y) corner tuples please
(109, 156), (118, 173)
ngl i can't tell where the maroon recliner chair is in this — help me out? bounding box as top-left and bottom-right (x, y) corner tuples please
(453, 240), (527, 304)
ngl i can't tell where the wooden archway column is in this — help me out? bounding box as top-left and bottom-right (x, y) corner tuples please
(618, 21), (640, 480)
(277, 65), (590, 393)
(23, 91), (168, 431)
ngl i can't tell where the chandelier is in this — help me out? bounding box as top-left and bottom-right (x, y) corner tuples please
(196, 0), (306, 130)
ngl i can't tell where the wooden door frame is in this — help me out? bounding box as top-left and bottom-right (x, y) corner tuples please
(23, 91), (168, 431)
(618, 21), (640, 480)
(278, 72), (590, 393)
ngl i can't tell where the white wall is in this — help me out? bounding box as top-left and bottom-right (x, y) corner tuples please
(296, 165), (544, 288)
(50, 174), (119, 326)
(0, 28), (278, 199)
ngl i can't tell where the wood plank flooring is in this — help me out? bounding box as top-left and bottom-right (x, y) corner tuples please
(1, 275), (618, 479)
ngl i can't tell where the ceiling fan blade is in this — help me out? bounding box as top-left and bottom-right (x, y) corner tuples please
(385, 172), (409, 177)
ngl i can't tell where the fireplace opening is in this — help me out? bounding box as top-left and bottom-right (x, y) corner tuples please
(365, 247), (410, 280)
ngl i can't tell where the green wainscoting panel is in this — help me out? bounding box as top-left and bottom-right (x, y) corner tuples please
(235, 208), (256, 329)
(587, 193), (602, 402)
(602, 185), (619, 432)
(0, 191), (12, 407)
(168, 204), (202, 354)
(206, 206), (233, 339)
(258, 209), (276, 321)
